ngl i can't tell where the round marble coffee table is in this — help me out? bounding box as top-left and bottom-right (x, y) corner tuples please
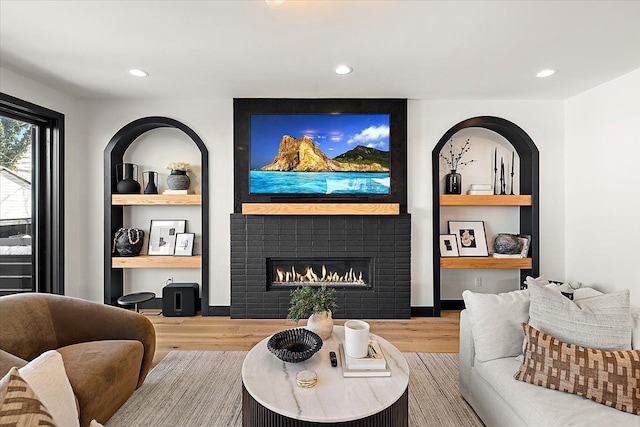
(242, 325), (409, 426)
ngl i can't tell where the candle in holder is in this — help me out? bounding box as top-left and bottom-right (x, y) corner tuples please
(511, 151), (514, 174)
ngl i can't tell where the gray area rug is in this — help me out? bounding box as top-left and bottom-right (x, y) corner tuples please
(106, 351), (483, 427)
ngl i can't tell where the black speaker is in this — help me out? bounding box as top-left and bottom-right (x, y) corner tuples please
(162, 283), (199, 317)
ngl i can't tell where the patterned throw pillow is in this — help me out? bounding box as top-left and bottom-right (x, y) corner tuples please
(515, 323), (640, 415)
(0, 367), (58, 426)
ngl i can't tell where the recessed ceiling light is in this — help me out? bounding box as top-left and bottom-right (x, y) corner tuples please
(129, 69), (149, 78)
(536, 69), (557, 78)
(334, 65), (353, 75)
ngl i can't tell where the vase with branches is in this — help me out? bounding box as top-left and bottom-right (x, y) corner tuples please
(287, 285), (337, 339)
(440, 138), (475, 194)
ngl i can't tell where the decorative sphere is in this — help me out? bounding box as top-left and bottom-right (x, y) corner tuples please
(493, 233), (522, 254)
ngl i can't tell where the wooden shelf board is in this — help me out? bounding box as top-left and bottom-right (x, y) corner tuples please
(241, 203), (400, 215)
(440, 257), (532, 269)
(112, 255), (202, 268)
(440, 195), (531, 206)
(112, 194), (202, 205)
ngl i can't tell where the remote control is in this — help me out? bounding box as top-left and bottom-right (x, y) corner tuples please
(329, 351), (337, 367)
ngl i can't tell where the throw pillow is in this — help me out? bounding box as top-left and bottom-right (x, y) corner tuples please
(462, 289), (530, 362)
(516, 323), (640, 415)
(0, 367), (58, 426)
(528, 282), (631, 350)
(18, 350), (80, 427)
(632, 305), (640, 350)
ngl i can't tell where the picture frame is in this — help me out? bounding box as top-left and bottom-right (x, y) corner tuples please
(448, 221), (489, 257)
(518, 234), (531, 258)
(439, 234), (460, 257)
(148, 220), (186, 255)
(174, 233), (195, 256)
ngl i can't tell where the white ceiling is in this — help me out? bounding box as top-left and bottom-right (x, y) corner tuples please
(1, 0), (639, 100)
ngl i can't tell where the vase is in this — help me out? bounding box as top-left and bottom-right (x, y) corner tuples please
(166, 170), (190, 191)
(306, 311), (333, 340)
(116, 163), (141, 194)
(445, 170), (461, 194)
(143, 171), (159, 194)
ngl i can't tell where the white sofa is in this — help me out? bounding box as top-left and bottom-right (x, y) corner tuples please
(459, 287), (640, 427)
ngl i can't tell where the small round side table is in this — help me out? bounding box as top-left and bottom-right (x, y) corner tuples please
(117, 292), (156, 313)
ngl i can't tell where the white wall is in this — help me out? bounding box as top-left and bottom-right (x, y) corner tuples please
(2, 67), (568, 308)
(0, 67), (87, 298)
(565, 68), (640, 305)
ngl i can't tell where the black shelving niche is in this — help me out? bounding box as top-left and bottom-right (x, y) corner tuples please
(431, 116), (540, 316)
(104, 116), (210, 314)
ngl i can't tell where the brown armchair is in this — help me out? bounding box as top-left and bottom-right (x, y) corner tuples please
(0, 293), (156, 426)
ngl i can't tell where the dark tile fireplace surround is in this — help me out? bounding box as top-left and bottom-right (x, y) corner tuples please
(230, 214), (411, 319)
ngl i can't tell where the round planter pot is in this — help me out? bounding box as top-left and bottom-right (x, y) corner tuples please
(167, 170), (190, 190)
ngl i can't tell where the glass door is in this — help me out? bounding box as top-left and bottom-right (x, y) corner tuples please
(0, 115), (34, 294)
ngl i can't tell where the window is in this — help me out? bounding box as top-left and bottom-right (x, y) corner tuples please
(0, 93), (64, 295)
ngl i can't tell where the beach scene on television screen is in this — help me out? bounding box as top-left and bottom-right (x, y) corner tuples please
(250, 114), (391, 195)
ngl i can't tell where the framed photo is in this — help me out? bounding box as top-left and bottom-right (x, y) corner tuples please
(448, 221), (489, 257)
(439, 234), (460, 257)
(148, 220), (186, 255)
(174, 233), (195, 256)
(518, 234), (531, 257)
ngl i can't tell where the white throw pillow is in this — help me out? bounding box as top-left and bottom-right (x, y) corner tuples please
(18, 350), (80, 427)
(528, 282), (631, 350)
(462, 289), (530, 362)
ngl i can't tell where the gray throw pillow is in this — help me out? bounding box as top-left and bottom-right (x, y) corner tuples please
(528, 282), (631, 350)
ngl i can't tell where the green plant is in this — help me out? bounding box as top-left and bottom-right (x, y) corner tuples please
(287, 285), (337, 322)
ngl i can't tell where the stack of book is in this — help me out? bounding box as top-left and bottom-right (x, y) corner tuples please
(467, 184), (493, 195)
(339, 340), (390, 377)
(162, 189), (189, 195)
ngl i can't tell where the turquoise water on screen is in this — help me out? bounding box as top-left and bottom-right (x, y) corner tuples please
(250, 171), (390, 195)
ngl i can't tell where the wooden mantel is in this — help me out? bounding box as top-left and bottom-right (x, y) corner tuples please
(241, 203), (400, 215)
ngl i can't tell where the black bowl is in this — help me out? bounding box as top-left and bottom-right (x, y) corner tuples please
(267, 328), (323, 363)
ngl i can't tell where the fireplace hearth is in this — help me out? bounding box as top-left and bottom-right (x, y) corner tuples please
(230, 214), (411, 319)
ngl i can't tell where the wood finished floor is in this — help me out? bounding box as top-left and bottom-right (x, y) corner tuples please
(144, 310), (461, 367)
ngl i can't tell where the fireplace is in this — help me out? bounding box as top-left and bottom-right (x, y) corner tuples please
(268, 257), (372, 289)
(230, 214), (411, 319)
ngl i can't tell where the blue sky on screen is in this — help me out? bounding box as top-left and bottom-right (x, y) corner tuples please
(250, 114), (390, 169)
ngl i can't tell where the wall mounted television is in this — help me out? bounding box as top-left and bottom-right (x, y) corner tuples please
(233, 98), (407, 213)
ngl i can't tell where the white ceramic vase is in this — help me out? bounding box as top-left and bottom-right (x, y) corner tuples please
(307, 311), (333, 340)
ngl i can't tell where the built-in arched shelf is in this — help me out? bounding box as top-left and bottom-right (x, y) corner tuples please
(104, 116), (210, 314)
(431, 116), (539, 316)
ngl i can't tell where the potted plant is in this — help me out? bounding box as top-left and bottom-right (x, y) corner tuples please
(166, 161), (191, 191)
(287, 285), (337, 339)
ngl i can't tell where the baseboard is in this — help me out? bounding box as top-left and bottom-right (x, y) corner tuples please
(138, 301), (443, 318)
(440, 300), (465, 310)
(205, 306), (231, 316)
(410, 306), (436, 317)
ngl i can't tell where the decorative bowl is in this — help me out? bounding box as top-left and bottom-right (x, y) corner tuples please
(267, 328), (323, 363)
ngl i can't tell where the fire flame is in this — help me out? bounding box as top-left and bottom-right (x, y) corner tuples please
(274, 265), (365, 284)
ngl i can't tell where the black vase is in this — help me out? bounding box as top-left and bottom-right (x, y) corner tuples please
(116, 163), (141, 194)
(143, 171), (159, 194)
(445, 170), (461, 194)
